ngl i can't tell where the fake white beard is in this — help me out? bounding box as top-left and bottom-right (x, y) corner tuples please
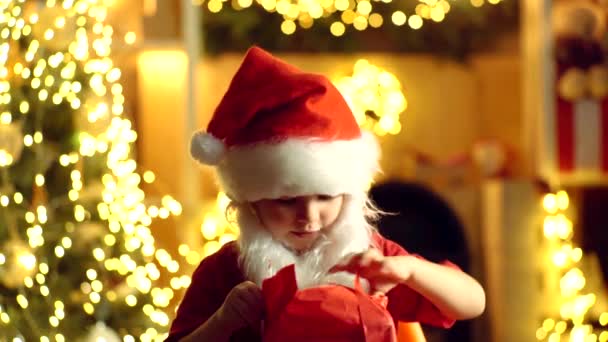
(236, 195), (373, 290)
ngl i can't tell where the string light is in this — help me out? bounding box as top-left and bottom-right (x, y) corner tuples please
(0, 1), (179, 340)
(197, 0), (504, 35)
(538, 191), (608, 340)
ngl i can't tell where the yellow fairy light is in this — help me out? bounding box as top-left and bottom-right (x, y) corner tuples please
(202, 241), (221, 258)
(280, 20), (296, 34)
(350, 15), (366, 30)
(598, 312), (608, 326)
(330, 21), (346, 36)
(185, 250), (201, 265)
(536, 328), (548, 340)
(201, 215), (219, 240)
(0, 112), (11, 124)
(416, 3), (430, 18)
(16, 295), (28, 309)
(408, 14), (423, 29)
(125, 294), (137, 307)
(24, 277), (34, 288)
(368, 13), (383, 28)
(543, 318), (556, 332)
(430, 6), (445, 22)
(556, 190), (569, 210)
(0, 151), (14, 167)
(54, 246), (65, 257)
(1, 312), (10, 323)
(49, 316), (59, 327)
(83, 303), (94, 315)
(544, 215), (557, 239)
(555, 214), (573, 239)
(560, 268), (586, 297)
(17, 252), (37, 274)
(356, 1), (372, 15)
(33, 131), (43, 143)
(391, 11), (406, 26)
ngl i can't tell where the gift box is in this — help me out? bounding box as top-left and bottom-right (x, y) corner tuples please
(554, 97), (608, 181)
(262, 264), (398, 342)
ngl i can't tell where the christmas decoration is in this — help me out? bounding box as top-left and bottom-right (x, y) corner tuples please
(334, 59), (405, 136)
(199, 0), (507, 35)
(0, 121), (24, 167)
(553, 0), (608, 101)
(76, 97), (114, 136)
(552, 0), (608, 182)
(200, 0), (518, 59)
(537, 190), (608, 341)
(0, 1), (181, 340)
(0, 238), (37, 289)
(29, 3), (77, 52)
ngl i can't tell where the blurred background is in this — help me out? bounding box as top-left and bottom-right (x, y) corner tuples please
(0, 0), (607, 341)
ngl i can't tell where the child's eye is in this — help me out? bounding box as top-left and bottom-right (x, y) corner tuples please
(316, 195), (334, 201)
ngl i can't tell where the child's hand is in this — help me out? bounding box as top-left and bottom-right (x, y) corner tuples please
(330, 249), (412, 295)
(218, 281), (265, 332)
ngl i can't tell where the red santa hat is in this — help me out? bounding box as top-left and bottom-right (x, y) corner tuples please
(191, 46), (380, 202)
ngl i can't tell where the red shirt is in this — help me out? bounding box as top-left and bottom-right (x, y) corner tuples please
(165, 233), (455, 342)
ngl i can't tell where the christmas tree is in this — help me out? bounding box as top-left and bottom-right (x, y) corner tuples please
(0, 1), (181, 340)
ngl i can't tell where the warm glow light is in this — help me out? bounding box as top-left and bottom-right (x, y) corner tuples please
(539, 190), (605, 339)
(408, 14), (423, 29)
(391, 11), (406, 26)
(124, 31), (136, 45)
(194, 0), (458, 33)
(334, 60), (406, 135)
(0, 1), (183, 340)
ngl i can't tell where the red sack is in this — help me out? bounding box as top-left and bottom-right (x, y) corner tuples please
(262, 264), (398, 342)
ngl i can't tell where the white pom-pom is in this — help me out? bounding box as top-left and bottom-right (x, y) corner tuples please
(190, 132), (226, 165)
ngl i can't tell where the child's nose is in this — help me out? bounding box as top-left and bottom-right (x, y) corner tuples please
(297, 200), (320, 224)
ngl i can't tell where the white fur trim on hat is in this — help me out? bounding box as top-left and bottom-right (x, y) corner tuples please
(191, 132), (226, 165)
(216, 131), (380, 202)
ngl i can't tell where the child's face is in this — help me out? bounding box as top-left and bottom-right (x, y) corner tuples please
(253, 195), (344, 252)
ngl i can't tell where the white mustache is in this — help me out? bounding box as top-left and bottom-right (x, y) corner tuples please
(293, 223), (321, 232)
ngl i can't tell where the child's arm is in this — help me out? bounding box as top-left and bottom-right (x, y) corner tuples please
(180, 281), (265, 342)
(331, 249), (485, 320)
(390, 254), (485, 320)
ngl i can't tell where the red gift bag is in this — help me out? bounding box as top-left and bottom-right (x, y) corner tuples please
(262, 264), (398, 342)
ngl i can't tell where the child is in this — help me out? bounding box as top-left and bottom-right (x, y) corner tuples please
(165, 46), (485, 342)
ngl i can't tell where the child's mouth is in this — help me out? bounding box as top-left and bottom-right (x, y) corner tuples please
(290, 230), (320, 238)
